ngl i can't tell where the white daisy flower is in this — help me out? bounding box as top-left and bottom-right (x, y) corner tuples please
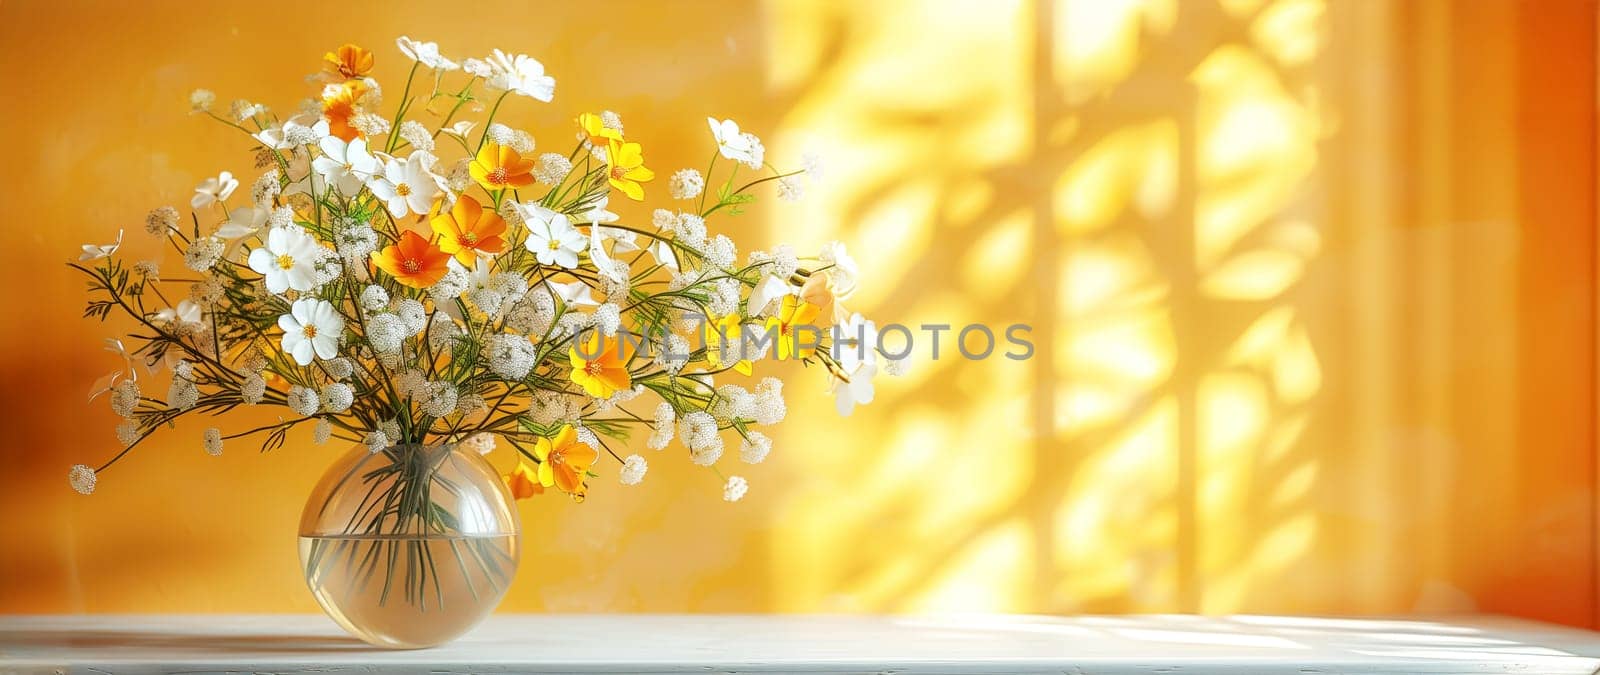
(79, 229), (123, 261)
(518, 204), (584, 268)
(216, 206), (268, 240)
(707, 118), (763, 169)
(485, 49), (555, 101)
(396, 36), (459, 70)
(367, 150), (442, 218)
(277, 298), (344, 365)
(247, 227), (323, 294)
(191, 171), (239, 209)
(312, 135), (379, 196)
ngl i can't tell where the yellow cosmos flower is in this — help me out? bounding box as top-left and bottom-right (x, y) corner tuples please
(568, 331), (636, 398)
(323, 43), (375, 80)
(765, 294), (822, 361)
(578, 112), (623, 147)
(505, 461), (544, 500)
(702, 314), (754, 376)
(533, 425), (598, 500)
(605, 138), (654, 201)
(430, 195), (507, 265)
(470, 143), (536, 192)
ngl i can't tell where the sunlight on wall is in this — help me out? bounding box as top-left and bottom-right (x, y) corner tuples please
(768, 0), (1335, 614)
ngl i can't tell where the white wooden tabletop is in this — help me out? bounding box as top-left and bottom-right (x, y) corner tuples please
(3, 613), (1599, 674)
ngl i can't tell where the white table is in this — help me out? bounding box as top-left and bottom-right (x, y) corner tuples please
(3, 614), (1600, 673)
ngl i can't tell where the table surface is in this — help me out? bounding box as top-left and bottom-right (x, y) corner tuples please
(4, 613), (1600, 674)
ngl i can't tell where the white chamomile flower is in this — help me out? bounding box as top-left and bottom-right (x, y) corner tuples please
(191, 171), (239, 209)
(79, 229), (123, 261)
(248, 227), (323, 293)
(396, 36), (458, 70)
(519, 203), (584, 268)
(367, 150), (442, 218)
(277, 298), (344, 365)
(485, 49), (555, 101)
(312, 135), (379, 196)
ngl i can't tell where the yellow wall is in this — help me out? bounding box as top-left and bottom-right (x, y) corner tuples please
(1, 0), (1595, 625)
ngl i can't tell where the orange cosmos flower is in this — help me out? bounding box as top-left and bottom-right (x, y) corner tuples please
(764, 294), (823, 361)
(370, 230), (452, 288)
(321, 80), (368, 142)
(430, 195), (507, 265)
(505, 461), (544, 500)
(533, 425), (597, 500)
(605, 138), (654, 200)
(323, 43), (374, 79)
(469, 143), (535, 192)
(568, 331), (636, 398)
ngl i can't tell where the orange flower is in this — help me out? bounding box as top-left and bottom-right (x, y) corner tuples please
(370, 230), (452, 288)
(323, 44), (374, 79)
(321, 80), (368, 142)
(533, 425), (597, 500)
(568, 331), (636, 398)
(430, 195), (507, 265)
(469, 143), (535, 192)
(505, 461), (544, 500)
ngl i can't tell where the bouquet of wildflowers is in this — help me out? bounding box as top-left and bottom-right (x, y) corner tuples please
(68, 38), (904, 506)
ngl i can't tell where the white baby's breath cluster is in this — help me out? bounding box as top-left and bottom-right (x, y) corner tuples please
(69, 35), (887, 505)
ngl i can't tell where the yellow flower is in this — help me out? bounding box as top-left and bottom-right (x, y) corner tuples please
(764, 294), (822, 361)
(470, 142), (536, 192)
(533, 425), (597, 500)
(430, 195), (507, 265)
(605, 138), (654, 200)
(568, 331), (635, 398)
(578, 112), (623, 147)
(505, 461), (544, 500)
(702, 314), (754, 376)
(323, 43), (375, 80)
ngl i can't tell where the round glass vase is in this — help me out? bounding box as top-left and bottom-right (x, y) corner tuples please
(298, 442), (521, 649)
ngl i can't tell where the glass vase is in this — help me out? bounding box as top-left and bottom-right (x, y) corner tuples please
(298, 442), (520, 648)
